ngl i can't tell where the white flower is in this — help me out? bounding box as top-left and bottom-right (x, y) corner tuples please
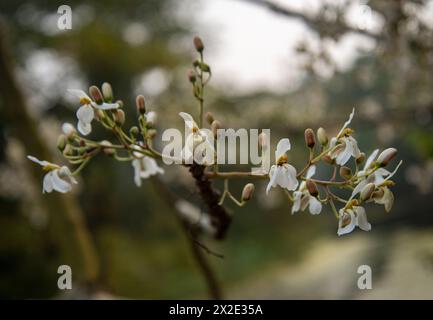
(328, 108), (361, 165)
(351, 152), (402, 212)
(131, 146), (164, 187)
(68, 89), (119, 136)
(337, 206), (371, 236)
(146, 111), (156, 124)
(27, 155), (77, 193)
(291, 165), (322, 215)
(266, 138), (298, 194)
(179, 112), (215, 165)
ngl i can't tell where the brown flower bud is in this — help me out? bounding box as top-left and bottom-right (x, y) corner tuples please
(89, 85), (103, 104)
(57, 135), (67, 152)
(211, 120), (221, 137)
(147, 129), (157, 139)
(101, 82), (113, 101)
(306, 180), (319, 197)
(187, 69), (196, 83)
(241, 183), (255, 202)
(136, 95), (146, 114)
(340, 166), (352, 180)
(356, 152), (366, 165)
(114, 109), (125, 126)
(205, 112), (214, 125)
(304, 128), (316, 148)
(377, 148), (397, 167)
(360, 183), (375, 201)
(317, 127), (328, 146)
(193, 36), (204, 52)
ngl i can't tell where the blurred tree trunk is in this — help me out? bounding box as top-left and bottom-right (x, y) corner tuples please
(0, 21), (100, 290)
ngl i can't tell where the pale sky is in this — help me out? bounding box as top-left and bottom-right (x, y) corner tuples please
(184, 0), (382, 94)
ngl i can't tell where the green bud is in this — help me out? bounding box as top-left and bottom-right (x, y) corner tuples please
(101, 82), (113, 102)
(317, 127), (328, 146)
(57, 135), (67, 152)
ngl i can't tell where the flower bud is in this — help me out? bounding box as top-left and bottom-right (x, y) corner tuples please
(57, 135), (67, 152)
(100, 140), (115, 156)
(62, 123), (76, 139)
(130, 126), (139, 138)
(101, 82), (113, 102)
(114, 109), (125, 126)
(356, 152), (366, 165)
(360, 183), (375, 201)
(63, 144), (73, 156)
(115, 100), (124, 108)
(317, 127), (328, 146)
(89, 85), (103, 104)
(193, 36), (204, 52)
(377, 148), (397, 167)
(304, 128), (316, 148)
(147, 129), (157, 139)
(241, 183), (255, 202)
(205, 112), (214, 125)
(187, 69), (196, 83)
(136, 95), (146, 114)
(306, 180), (319, 197)
(211, 120), (221, 137)
(339, 166), (352, 180)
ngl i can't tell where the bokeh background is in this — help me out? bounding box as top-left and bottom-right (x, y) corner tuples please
(1, 0), (433, 299)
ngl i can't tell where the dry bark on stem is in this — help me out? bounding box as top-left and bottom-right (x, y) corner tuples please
(189, 164), (232, 240)
(151, 177), (222, 300)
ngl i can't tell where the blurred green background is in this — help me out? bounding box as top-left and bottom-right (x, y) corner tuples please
(1, 0), (433, 299)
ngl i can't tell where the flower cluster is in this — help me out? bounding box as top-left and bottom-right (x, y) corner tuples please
(27, 37), (402, 237)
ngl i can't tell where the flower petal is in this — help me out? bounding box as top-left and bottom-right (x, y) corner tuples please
(77, 120), (92, 136)
(27, 155), (50, 167)
(281, 164), (298, 190)
(355, 206), (371, 231)
(337, 210), (356, 236)
(51, 170), (72, 193)
(275, 138), (291, 160)
(337, 108), (355, 137)
(306, 165), (316, 179)
(68, 89), (92, 103)
(308, 196), (322, 215)
(132, 159), (142, 187)
(91, 102), (119, 110)
(336, 138), (353, 165)
(266, 165), (278, 194)
(291, 191), (302, 214)
(364, 149), (379, 170)
(42, 172), (54, 193)
(76, 105), (94, 124)
(179, 112), (197, 132)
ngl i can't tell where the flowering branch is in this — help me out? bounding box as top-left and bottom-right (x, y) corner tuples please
(28, 36), (403, 246)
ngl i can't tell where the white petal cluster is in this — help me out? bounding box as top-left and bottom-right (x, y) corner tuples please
(27, 156), (77, 193)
